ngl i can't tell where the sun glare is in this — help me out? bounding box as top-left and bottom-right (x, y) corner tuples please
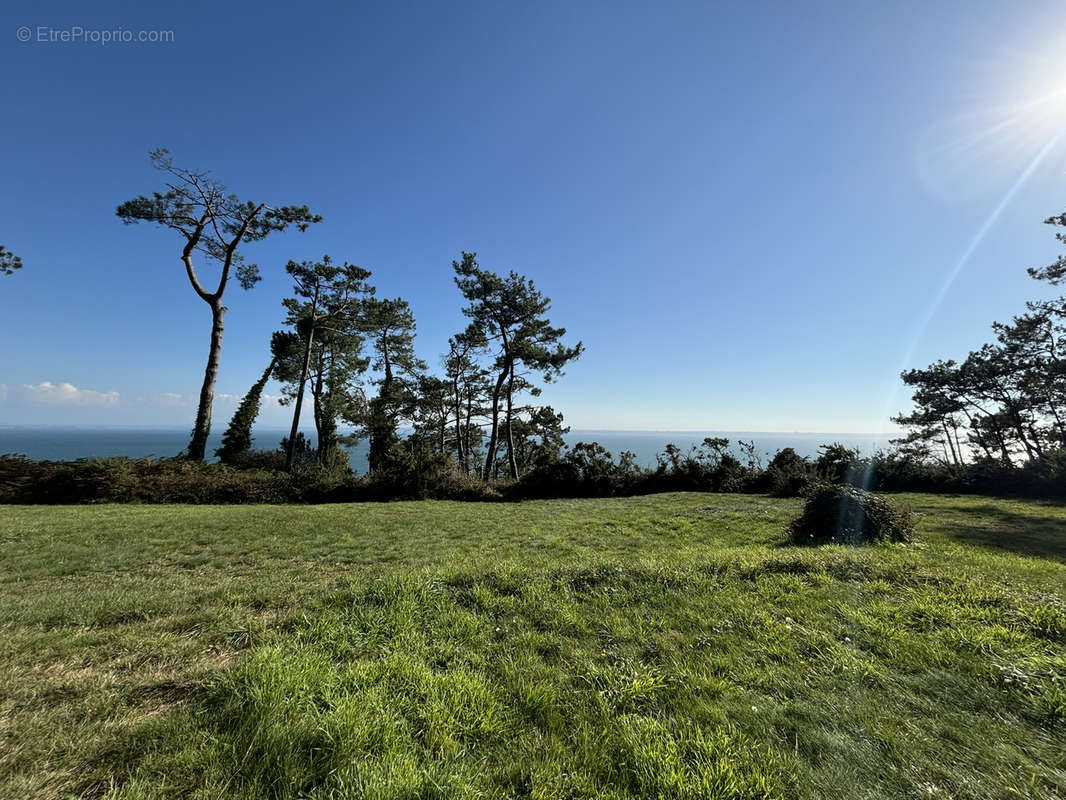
(916, 33), (1066, 203)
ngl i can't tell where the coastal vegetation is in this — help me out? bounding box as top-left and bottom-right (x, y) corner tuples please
(4, 434), (1065, 505)
(6, 149), (1066, 502)
(96, 151), (1066, 501)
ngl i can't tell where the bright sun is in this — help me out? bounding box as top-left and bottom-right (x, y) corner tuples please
(916, 32), (1066, 203)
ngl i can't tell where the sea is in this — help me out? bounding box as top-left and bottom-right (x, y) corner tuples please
(0, 427), (897, 474)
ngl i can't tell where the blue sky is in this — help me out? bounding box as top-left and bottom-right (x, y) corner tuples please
(3, 0), (1066, 433)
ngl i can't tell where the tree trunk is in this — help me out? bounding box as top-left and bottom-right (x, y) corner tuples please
(1006, 405), (1037, 461)
(319, 348), (340, 463)
(259, 357), (278, 392)
(1046, 394), (1066, 446)
(313, 365), (326, 460)
(482, 367), (508, 480)
(505, 362), (518, 480)
(188, 301), (225, 461)
(994, 424), (1012, 462)
(286, 321), (316, 471)
(464, 390), (475, 475)
(959, 409), (993, 461)
(972, 429), (993, 461)
(368, 339), (394, 476)
(950, 419), (966, 466)
(438, 401), (446, 455)
(453, 376), (466, 473)
(1027, 423), (1045, 458)
(942, 420), (959, 466)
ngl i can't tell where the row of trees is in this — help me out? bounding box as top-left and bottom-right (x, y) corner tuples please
(216, 252), (584, 480)
(118, 150), (582, 477)
(893, 209), (1066, 466)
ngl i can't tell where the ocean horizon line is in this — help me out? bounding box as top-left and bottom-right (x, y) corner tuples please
(0, 423), (898, 437)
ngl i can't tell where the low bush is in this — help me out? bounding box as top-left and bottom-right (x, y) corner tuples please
(219, 449), (287, 471)
(763, 447), (813, 497)
(519, 442), (645, 498)
(787, 484), (916, 546)
(0, 456), (301, 504)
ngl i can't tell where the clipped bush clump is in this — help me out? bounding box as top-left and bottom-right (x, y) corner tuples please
(787, 484), (915, 545)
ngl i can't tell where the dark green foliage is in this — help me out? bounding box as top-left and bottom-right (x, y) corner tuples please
(648, 438), (753, 493)
(521, 442), (643, 498)
(0, 452), (369, 504)
(215, 355), (277, 464)
(278, 433), (316, 469)
(764, 447), (813, 497)
(1027, 209), (1066, 286)
(360, 297), (423, 475)
(505, 405), (570, 476)
(7, 439), (1066, 504)
(562, 441), (625, 485)
(367, 439), (459, 499)
(116, 149), (322, 275)
(0, 245), (22, 276)
(0, 455), (292, 504)
(223, 449), (287, 471)
(787, 484), (916, 546)
(443, 325), (490, 476)
(825, 448), (1066, 498)
(365, 395), (401, 474)
(815, 442), (864, 484)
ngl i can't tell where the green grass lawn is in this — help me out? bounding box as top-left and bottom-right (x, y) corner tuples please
(1, 493), (1065, 799)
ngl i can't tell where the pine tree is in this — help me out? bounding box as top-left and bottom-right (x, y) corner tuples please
(117, 148), (320, 460)
(215, 332), (295, 464)
(360, 297), (424, 474)
(453, 252), (583, 480)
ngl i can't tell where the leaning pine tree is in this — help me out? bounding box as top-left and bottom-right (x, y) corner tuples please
(215, 332), (297, 464)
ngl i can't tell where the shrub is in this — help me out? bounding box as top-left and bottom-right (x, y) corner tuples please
(787, 483), (915, 546)
(224, 449), (287, 471)
(519, 442), (647, 498)
(278, 433), (316, 468)
(815, 442), (867, 485)
(0, 455), (139, 503)
(0, 455), (299, 504)
(364, 441), (471, 500)
(134, 460), (296, 503)
(764, 447), (813, 497)
(646, 438), (758, 494)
